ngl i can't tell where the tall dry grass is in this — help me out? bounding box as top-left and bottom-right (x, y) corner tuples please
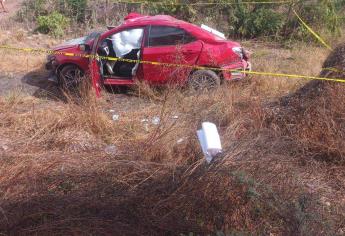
(1, 26), (345, 235)
(243, 40), (329, 98)
(2, 74), (345, 235)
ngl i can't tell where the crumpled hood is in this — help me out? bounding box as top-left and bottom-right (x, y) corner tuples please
(53, 36), (86, 51)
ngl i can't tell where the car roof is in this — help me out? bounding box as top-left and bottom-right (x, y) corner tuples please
(122, 13), (225, 42)
(124, 14), (180, 24)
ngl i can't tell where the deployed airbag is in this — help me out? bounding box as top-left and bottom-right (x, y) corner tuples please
(110, 28), (144, 58)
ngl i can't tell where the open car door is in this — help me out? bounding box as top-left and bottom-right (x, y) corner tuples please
(89, 33), (102, 97)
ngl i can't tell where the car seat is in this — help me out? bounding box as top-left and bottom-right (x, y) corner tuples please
(104, 38), (117, 75)
(113, 49), (140, 77)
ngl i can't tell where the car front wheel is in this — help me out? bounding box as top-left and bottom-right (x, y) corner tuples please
(188, 69), (221, 91)
(59, 65), (84, 90)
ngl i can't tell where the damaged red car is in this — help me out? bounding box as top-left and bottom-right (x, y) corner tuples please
(46, 13), (251, 95)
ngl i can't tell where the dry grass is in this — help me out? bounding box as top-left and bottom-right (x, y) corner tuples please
(2, 78), (345, 235)
(0, 28), (61, 74)
(243, 40), (329, 98)
(1, 23), (345, 235)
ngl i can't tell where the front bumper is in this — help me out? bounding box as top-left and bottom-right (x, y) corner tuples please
(45, 60), (58, 71)
(45, 59), (59, 83)
(222, 60), (251, 80)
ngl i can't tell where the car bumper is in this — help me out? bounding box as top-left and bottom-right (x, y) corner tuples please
(45, 59), (60, 83)
(45, 60), (58, 71)
(222, 60), (251, 80)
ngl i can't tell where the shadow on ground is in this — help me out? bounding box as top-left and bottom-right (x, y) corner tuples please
(21, 69), (66, 101)
(21, 68), (133, 102)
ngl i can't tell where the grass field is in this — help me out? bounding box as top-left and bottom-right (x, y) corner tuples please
(1, 14), (345, 235)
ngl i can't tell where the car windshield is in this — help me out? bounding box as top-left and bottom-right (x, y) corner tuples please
(84, 31), (102, 43)
(62, 31), (103, 46)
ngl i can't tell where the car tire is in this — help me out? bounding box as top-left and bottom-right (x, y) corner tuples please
(59, 65), (84, 90)
(188, 69), (221, 91)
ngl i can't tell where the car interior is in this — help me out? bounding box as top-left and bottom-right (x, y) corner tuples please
(97, 28), (144, 79)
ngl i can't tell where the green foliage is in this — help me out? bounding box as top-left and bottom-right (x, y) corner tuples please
(144, 0), (345, 41)
(228, 4), (284, 38)
(146, 0), (197, 21)
(18, 0), (345, 41)
(37, 12), (70, 37)
(291, 0), (345, 37)
(18, 0), (87, 35)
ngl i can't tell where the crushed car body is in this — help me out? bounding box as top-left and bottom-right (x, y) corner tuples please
(46, 12), (251, 94)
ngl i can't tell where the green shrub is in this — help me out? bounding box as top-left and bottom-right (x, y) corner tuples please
(291, 0), (345, 38)
(37, 12), (70, 37)
(18, 0), (345, 41)
(17, 0), (87, 30)
(147, 0), (197, 21)
(228, 4), (284, 38)
(145, 0), (344, 41)
(247, 8), (284, 37)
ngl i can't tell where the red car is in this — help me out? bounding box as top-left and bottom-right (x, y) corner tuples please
(46, 13), (251, 95)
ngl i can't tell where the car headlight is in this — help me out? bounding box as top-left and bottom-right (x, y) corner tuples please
(232, 47), (243, 60)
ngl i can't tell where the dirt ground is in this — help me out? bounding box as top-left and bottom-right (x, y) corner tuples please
(0, 0), (24, 20)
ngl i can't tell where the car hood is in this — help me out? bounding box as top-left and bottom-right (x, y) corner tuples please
(52, 36), (87, 51)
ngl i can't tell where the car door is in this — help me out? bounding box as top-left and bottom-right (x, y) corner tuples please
(141, 25), (203, 84)
(89, 33), (102, 97)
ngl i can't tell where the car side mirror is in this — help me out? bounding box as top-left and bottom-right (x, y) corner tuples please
(79, 44), (91, 52)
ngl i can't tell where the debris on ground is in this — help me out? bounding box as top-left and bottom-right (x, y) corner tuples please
(112, 114), (120, 121)
(151, 116), (160, 125)
(104, 144), (117, 155)
(197, 122), (222, 163)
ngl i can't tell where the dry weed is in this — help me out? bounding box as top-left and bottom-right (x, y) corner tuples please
(1, 26), (345, 235)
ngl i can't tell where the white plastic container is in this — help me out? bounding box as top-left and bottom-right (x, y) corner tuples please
(197, 122), (222, 163)
(197, 129), (212, 163)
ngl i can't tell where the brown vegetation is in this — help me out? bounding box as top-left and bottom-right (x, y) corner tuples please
(1, 7), (345, 235)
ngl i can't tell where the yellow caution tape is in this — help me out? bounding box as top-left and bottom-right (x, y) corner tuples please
(0, 44), (344, 83)
(322, 67), (345, 74)
(292, 8), (332, 51)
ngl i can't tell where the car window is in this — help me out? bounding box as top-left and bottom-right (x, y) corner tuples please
(183, 31), (196, 44)
(148, 26), (195, 47)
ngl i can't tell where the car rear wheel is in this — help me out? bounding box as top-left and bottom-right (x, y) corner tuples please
(59, 65), (84, 90)
(188, 69), (221, 91)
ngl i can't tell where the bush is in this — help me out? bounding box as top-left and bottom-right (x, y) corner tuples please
(18, 0), (86, 32)
(289, 0), (345, 39)
(228, 5), (284, 38)
(18, 0), (345, 41)
(37, 12), (70, 37)
(145, 0), (344, 41)
(147, 0), (197, 21)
